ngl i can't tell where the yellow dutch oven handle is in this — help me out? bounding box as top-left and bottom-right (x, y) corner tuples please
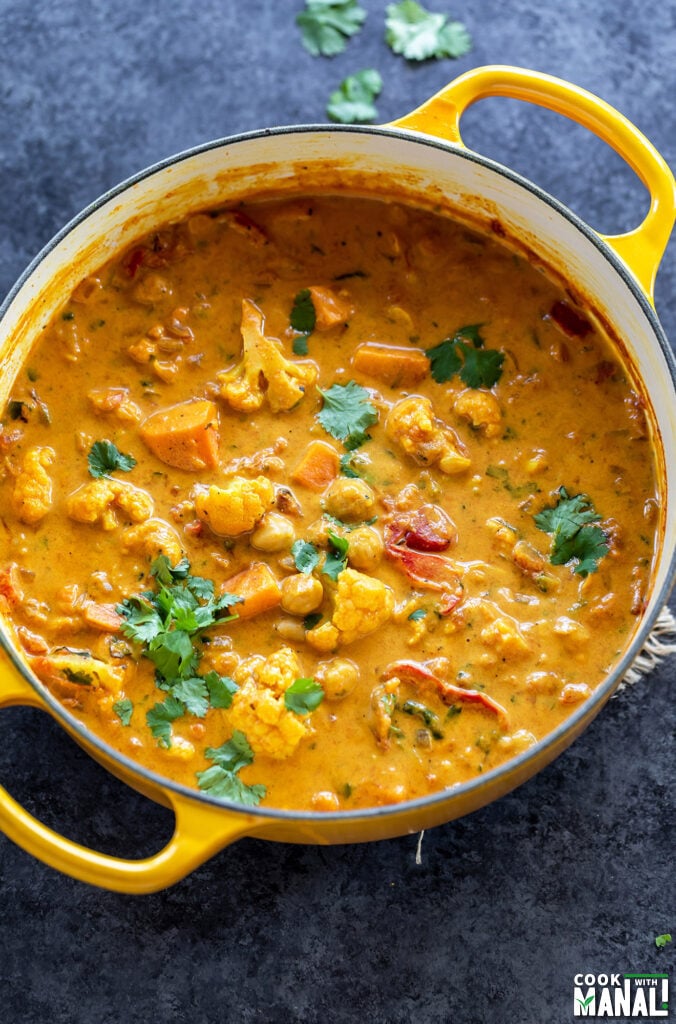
(391, 65), (676, 301)
(0, 662), (255, 893)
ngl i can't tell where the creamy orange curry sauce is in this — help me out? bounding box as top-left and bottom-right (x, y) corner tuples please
(0, 194), (660, 811)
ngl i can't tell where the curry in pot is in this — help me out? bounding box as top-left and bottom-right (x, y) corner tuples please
(0, 195), (660, 810)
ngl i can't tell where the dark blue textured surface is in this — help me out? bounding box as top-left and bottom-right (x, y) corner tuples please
(0, 2), (673, 1021)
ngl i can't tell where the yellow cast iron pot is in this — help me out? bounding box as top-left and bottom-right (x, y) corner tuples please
(1, 66), (675, 893)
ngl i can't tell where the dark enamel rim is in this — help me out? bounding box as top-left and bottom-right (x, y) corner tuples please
(1, 122), (674, 829)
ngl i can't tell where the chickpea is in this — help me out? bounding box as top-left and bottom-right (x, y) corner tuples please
(315, 657), (360, 701)
(306, 517), (331, 546)
(311, 790), (341, 811)
(322, 478), (375, 522)
(274, 618), (307, 644)
(280, 573), (324, 616)
(346, 525), (384, 572)
(251, 512), (295, 552)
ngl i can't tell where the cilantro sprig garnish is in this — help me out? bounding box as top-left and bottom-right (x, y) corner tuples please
(116, 556), (242, 747)
(534, 487), (610, 577)
(88, 439), (137, 478)
(296, 0), (367, 57)
(327, 69), (382, 124)
(317, 380), (378, 449)
(290, 288), (316, 355)
(196, 731), (266, 807)
(385, 1), (472, 61)
(426, 325), (504, 388)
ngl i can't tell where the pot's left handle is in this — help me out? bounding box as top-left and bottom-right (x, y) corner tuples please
(0, 667), (254, 893)
(390, 65), (676, 301)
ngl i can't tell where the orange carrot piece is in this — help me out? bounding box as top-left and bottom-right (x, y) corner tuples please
(140, 398), (219, 471)
(353, 343), (429, 387)
(222, 562), (281, 620)
(291, 440), (340, 492)
(308, 286), (353, 331)
(83, 602), (123, 632)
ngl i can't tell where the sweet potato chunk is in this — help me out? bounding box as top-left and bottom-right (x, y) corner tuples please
(222, 562), (282, 620)
(353, 343), (429, 388)
(140, 399), (219, 471)
(291, 440), (340, 492)
(308, 286), (353, 331)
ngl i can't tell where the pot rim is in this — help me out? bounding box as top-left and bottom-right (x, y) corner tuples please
(1, 121), (675, 825)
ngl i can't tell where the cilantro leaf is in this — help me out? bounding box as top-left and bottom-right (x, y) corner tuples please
(205, 730), (255, 773)
(290, 288), (316, 334)
(293, 335), (310, 356)
(296, 0), (367, 57)
(116, 595), (163, 644)
(459, 344), (505, 389)
(196, 765), (267, 806)
(112, 697), (133, 726)
(87, 440), (137, 478)
(385, 1), (472, 61)
(534, 487), (609, 577)
(327, 68), (382, 124)
(426, 325), (504, 388)
(146, 695), (185, 748)
(291, 539), (321, 574)
(284, 677), (325, 715)
(197, 730), (266, 807)
(322, 530), (349, 580)
(147, 628), (197, 681)
(655, 934), (672, 949)
(303, 612), (323, 631)
(169, 676), (210, 718)
(408, 608), (427, 621)
(317, 380), (378, 448)
(203, 671), (238, 710)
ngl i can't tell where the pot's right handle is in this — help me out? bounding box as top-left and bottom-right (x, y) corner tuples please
(391, 65), (676, 301)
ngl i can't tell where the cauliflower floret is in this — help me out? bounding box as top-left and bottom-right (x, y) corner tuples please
(228, 646), (310, 759)
(121, 518), (185, 564)
(386, 396), (471, 475)
(12, 446), (55, 524)
(217, 299), (317, 413)
(453, 389), (502, 437)
(66, 478), (154, 530)
(331, 568), (394, 645)
(193, 475), (274, 537)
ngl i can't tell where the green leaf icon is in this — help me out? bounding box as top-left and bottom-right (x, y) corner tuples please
(576, 996), (595, 1008)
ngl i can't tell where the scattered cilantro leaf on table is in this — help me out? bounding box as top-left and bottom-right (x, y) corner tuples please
(317, 380), (378, 448)
(88, 440), (137, 478)
(327, 69), (383, 124)
(196, 730), (266, 806)
(655, 934), (672, 949)
(534, 487), (609, 577)
(285, 677), (325, 715)
(297, 0), (367, 57)
(426, 324), (504, 388)
(385, 1), (472, 61)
